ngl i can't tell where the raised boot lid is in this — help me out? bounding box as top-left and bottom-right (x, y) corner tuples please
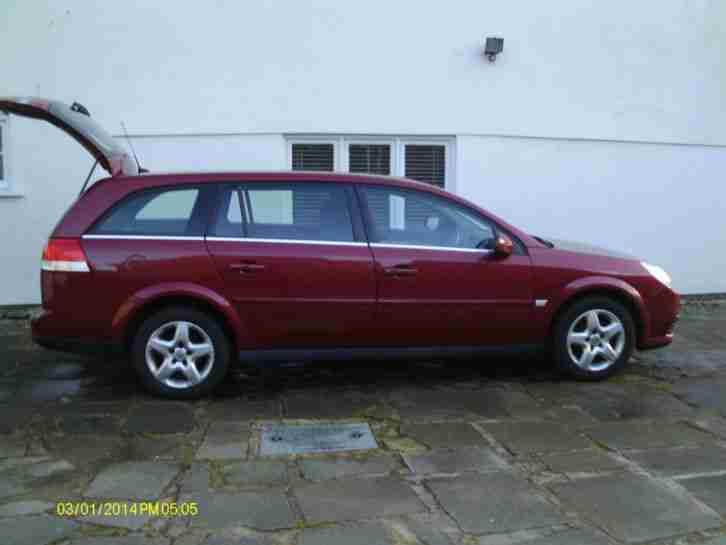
(0, 97), (138, 177)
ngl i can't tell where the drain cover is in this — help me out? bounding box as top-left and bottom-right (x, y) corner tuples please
(260, 423), (377, 456)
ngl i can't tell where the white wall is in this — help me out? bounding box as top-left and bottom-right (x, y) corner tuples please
(0, 117), (284, 305)
(2, 1), (726, 144)
(1, 0), (726, 302)
(457, 135), (726, 294)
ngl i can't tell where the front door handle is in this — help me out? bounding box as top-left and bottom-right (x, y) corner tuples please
(229, 262), (266, 273)
(383, 265), (418, 277)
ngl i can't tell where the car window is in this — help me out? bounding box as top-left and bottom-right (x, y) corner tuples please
(210, 187), (244, 237)
(241, 183), (355, 242)
(91, 187), (203, 236)
(361, 185), (495, 249)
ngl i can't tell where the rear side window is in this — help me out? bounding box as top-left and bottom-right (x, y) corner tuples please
(210, 183), (355, 242)
(91, 187), (204, 236)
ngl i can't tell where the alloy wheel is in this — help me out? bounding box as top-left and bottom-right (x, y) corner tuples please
(145, 321), (215, 389)
(566, 309), (625, 372)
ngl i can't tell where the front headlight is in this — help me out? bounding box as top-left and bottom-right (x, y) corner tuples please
(641, 262), (672, 287)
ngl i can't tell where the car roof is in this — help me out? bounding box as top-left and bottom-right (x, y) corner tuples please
(112, 170), (440, 192)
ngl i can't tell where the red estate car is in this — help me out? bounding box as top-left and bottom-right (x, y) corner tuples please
(2, 98), (679, 399)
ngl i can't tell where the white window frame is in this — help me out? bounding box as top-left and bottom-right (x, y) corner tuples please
(285, 135), (456, 190)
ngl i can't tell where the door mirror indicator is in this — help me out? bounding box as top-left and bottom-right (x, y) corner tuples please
(494, 234), (514, 257)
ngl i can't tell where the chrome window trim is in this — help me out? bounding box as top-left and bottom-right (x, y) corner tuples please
(205, 236), (368, 247)
(82, 235), (206, 241)
(370, 243), (493, 254)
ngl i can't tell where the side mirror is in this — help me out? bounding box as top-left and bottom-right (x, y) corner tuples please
(493, 233), (513, 257)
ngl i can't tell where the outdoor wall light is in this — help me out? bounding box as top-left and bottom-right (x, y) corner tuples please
(484, 37), (504, 62)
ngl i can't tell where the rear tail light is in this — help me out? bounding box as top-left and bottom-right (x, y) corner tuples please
(41, 238), (90, 272)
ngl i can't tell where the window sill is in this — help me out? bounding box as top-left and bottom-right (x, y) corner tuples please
(0, 190), (25, 199)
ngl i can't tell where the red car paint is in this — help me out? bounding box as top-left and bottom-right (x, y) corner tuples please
(32, 171), (680, 356)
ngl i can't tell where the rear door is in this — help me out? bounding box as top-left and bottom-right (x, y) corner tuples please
(81, 185), (221, 339)
(358, 184), (534, 347)
(205, 181), (377, 349)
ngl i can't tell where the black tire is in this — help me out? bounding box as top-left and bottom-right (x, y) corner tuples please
(131, 307), (231, 400)
(552, 296), (635, 381)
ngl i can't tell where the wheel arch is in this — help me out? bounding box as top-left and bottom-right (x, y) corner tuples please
(545, 278), (649, 349)
(111, 283), (244, 353)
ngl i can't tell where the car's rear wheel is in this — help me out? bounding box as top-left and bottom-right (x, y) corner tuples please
(553, 296), (635, 380)
(132, 307), (230, 399)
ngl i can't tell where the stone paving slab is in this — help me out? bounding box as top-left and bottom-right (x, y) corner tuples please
(85, 461), (179, 500)
(45, 434), (124, 466)
(482, 421), (592, 455)
(295, 477), (426, 523)
(183, 489), (296, 530)
(197, 422), (249, 460)
(405, 447), (508, 475)
(299, 454), (401, 481)
(427, 472), (564, 534)
(204, 398), (281, 421)
(0, 499), (54, 517)
(586, 419), (716, 450)
(284, 390), (378, 419)
(527, 382), (696, 420)
(0, 434), (26, 457)
(0, 515), (77, 545)
(477, 528), (612, 545)
(79, 512), (153, 530)
(69, 537), (169, 545)
(181, 462), (211, 494)
(681, 474), (726, 514)
(221, 460), (288, 486)
(127, 403), (195, 434)
(400, 422), (489, 449)
(299, 524), (392, 545)
(626, 446), (726, 478)
(690, 416), (726, 440)
(674, 378), (726, 414)
(551, 473), (723, 543)
(538, 449), (625, 474)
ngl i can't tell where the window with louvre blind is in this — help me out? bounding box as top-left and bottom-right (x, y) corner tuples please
(291, 143), (334, 171)
(404, 144), (446, 187)
(287, 137), (453, 189)
(348, 144), (391, 175)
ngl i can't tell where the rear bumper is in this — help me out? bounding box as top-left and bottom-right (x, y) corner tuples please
(32, 310), (123, 356)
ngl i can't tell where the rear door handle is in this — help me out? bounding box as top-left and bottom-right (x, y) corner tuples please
(229, 263), (266, 273)
(383, 265), (418, 277)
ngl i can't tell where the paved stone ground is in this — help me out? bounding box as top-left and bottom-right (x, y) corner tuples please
(2, 302), (726, 544)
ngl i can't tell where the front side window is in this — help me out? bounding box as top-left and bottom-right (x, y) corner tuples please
(92, 187), (203, 236)
(211, 183), (355, 243)
(361, 185), (494, 250)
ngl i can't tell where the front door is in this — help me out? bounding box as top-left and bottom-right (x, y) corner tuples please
(358, 185), (534, 347)
(206, 182), (377, 349)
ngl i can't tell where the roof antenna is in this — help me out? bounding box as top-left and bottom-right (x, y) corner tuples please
(120, 121), (147, 173)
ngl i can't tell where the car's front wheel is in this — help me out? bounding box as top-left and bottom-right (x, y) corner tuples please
(553, 296), (635, 380)
(132, 307), (230, 399)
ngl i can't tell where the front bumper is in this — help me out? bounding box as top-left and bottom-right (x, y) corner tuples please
(638, 287), (680, 351)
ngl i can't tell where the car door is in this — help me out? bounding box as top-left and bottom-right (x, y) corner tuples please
(358, 184), (534, 347)
(205, 181), (377, 349)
